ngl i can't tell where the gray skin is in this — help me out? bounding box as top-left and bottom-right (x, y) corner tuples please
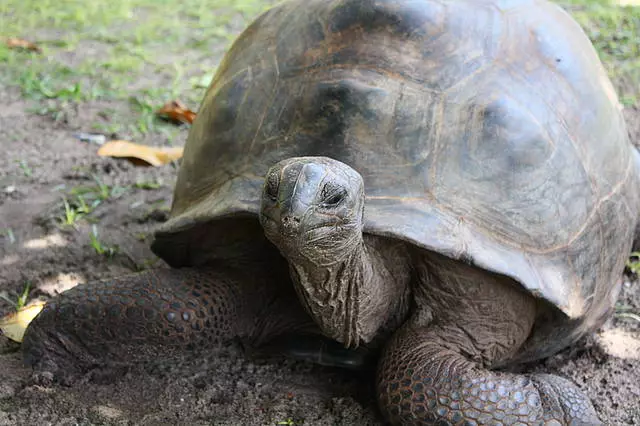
(24, 157), (602, 425)
(21, 0), (640, 424)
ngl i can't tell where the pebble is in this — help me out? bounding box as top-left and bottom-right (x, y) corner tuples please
(91, 405), (123, 420)
(0, 383), (15, 399)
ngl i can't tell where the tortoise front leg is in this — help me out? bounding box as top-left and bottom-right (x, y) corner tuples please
(21, 267), (312, 385)
(377, 326), (602, 425)
(376, 251), (603, 425)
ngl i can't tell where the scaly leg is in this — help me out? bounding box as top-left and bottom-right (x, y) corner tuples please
(22, 266), (312, 385)
(376, 251), (601, 425)
(377, 326), (601, 425)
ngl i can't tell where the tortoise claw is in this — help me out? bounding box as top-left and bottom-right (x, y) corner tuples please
(24, 348), (88, 387)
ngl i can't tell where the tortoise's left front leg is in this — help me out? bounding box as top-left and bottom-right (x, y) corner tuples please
(378, 253), (602, 426)
(376, 252), (601, 425)
(377, 326), (601, 425)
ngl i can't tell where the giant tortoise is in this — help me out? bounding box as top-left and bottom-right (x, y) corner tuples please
(22, 0), (640, 424)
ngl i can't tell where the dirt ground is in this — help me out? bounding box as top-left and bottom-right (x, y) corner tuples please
(0, 86), (639, 426)
(1, 1), (640, 425)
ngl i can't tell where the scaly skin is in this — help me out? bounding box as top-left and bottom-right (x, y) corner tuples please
(22, 266), (317, 385)
(374, 251), (602, 425)
(377, 327), (601, 425)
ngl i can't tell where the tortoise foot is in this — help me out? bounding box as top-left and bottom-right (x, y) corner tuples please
(22, 323), (91, 387)
(531, 373), (602, 426)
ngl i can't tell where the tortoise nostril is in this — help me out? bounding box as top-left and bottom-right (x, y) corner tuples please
(281, 216), (302, 234)
(283, 216), (301, 225)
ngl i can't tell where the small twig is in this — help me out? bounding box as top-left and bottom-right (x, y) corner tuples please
(616, 312), (640, 322)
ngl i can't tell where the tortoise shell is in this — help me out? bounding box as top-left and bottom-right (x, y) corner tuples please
(151, 0), (640, 354)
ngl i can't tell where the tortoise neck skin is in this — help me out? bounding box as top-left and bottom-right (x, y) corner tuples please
(260, 156), (412, 348)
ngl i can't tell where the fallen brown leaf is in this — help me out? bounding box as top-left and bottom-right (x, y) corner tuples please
(0, 301), (46, 343)
(97, 140), (184, 167)
(156, 100), (196, 124)
(5, 37), (42, 53)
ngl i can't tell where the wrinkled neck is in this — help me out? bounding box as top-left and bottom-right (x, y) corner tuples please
(287, 235), (411, 348)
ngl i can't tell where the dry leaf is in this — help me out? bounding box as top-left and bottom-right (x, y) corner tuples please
(156, 100), (196, 124)
(0, 301), (46, 343)
(97, 140), (183, 167)
(6, 37), (42, 53)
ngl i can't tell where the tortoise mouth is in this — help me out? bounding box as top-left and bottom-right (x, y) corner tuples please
(260, 209), (362, 266)
(260, 212), (350, 243)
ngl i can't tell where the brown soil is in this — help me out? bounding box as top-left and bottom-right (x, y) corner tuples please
(1, 64), (639, 426)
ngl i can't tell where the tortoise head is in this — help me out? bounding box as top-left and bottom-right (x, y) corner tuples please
(259, 156), (365, 264)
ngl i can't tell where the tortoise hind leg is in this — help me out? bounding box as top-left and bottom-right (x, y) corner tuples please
(377, 326), (601, 425)
(22, 267), (310, 385)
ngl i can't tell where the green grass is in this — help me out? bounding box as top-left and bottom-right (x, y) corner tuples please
(1, 228), (16, 244)
(622, 254), (640, 322)
(59, 196), (86, 227)
(16, 159), (33, 177)
(89, 225), (118, 258)
(134, 178), (164, 190)
(1, 0), (636, 116)
(56, 176), (129, 227)
(559, 0), (640, 105)
(0, 282), (31, 311)
(0, 0), (274, 93)
(627, 251), (640, 274)
(1, 0), (275, 135)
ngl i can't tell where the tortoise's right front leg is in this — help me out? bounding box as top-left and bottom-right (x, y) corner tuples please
(22, 267), (303, 385)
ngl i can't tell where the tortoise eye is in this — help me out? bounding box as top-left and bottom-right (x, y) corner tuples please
(321, 183), (346, 207)
(265, 172), (279, 201)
